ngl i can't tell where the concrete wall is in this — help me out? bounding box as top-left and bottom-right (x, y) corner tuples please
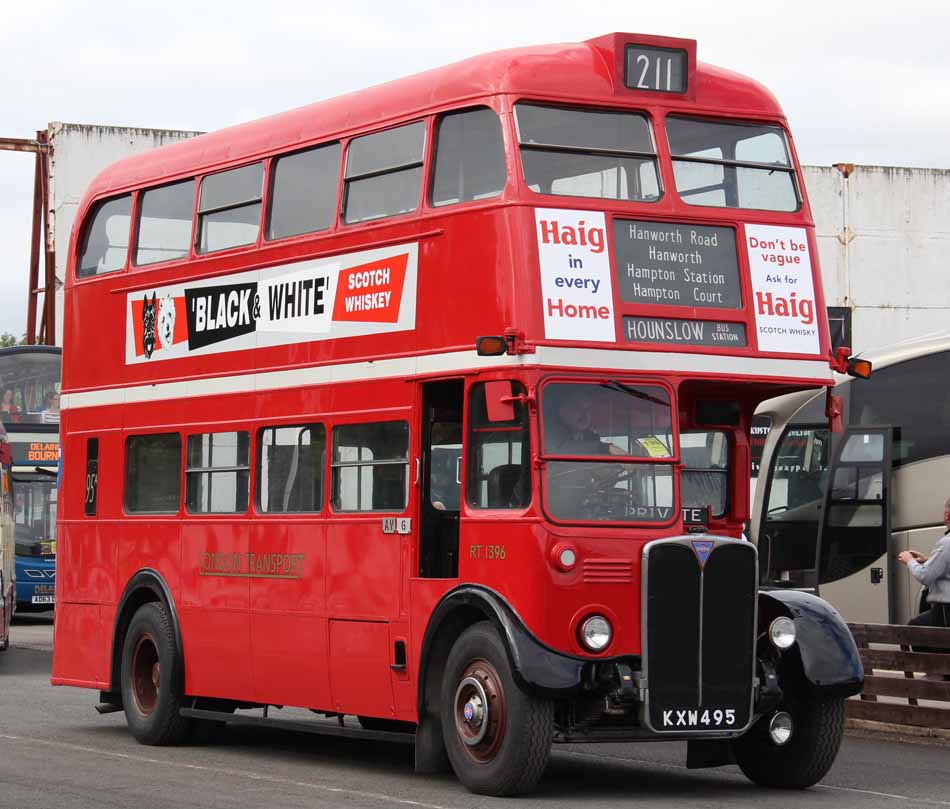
(804, 164), (950, 352)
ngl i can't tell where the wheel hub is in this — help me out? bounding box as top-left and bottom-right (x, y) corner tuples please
(131, 633), (161, 716)
(453, 660), (508, 762)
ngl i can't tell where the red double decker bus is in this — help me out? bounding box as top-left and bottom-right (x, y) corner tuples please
(53, 33), (863, 796)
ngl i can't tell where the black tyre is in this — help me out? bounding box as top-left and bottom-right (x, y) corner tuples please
(441, 622), (553, 796)
(732, 696), (845, 788)
(120, 602), (191, 745)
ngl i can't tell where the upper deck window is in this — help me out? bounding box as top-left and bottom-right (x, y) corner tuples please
(135, 179), (195, 266)
(515, 104), (660, 202)
(267, 142), (341, 240)
(667, 117), (799, 212)
(77, 194), (132, 278)
(343, 122), (425, 224)
(431, 107), (506, 206)
(197, 163), (264, 253)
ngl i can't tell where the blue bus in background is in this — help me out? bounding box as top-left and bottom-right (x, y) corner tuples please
(0, 346), (60, 611)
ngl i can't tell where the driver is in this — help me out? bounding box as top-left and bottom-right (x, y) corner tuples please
(545, 386), (639, 520)
(548, 388), (626, 456)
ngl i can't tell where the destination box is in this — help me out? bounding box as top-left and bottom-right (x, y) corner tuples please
(613, 220), (741, 309)
(622, 316), (747, 347)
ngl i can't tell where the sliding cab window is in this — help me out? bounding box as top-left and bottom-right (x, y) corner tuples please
(331, 421), (409, 512)
(343, 122), (425, 224)
(76, 194), (132, 278)
(125, 433), (181, 514)
(431, 107), (506, 206)
(514, 103), (661, 202)
(258, 424), (326, 512)
(666, 117), (800, 211)
(135, 179), (196, 265)
(267, 143), (341, 240)
(185, 431), (250, 513)
(680, 430), (730, 518)
(196, 163), (264, 253)
(466, 382), (531, 510)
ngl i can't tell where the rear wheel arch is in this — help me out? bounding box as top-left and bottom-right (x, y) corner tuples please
(109, 570), (183, 696)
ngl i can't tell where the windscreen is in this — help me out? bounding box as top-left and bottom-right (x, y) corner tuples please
(667, 117), (798, 211)
(542, 381), (675, 522)
(13, 476), (57, 556)
(0, 350), (61, 426)
(516, 104), (661, 202)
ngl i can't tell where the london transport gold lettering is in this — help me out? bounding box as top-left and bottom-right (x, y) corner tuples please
(199, 551), (306, 579)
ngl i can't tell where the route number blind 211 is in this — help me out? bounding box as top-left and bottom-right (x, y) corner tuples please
(625, 45), (687, 93)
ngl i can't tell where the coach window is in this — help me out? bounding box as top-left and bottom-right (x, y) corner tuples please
(267, 142), (341, 240)
(331, 421), (409, 512)
(431, 107), (506, 206)
(135, 179), (196, 265)
(666, 117), (799, 211)
(196, 163), (263, 253)
(258, 424), (326, 512)
(125, 433), (181, 514)
(850, 351), (950, 466)
(343, 122), (424, 224)
(185, 431), (250, 513)
(467, 382), (531, 509)
(77, 194), (132, 278)
(515, 103), (660, 202)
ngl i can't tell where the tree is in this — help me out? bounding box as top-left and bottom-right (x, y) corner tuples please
(0, 333), (18, 348)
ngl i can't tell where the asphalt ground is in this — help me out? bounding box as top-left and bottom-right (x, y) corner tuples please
(1, 614), (948, 809)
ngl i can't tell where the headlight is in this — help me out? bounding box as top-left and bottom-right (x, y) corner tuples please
(769, 616), (797, 650)
(559, 548), (577, 569)
(579, 615), (612, 652)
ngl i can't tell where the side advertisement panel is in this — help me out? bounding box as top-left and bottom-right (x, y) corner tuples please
(125, 243), (418, 364)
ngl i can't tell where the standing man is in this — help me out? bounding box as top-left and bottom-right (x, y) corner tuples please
(898, 495), (950, 631)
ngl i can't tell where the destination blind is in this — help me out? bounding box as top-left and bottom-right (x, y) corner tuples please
(613, 220), (741, 309)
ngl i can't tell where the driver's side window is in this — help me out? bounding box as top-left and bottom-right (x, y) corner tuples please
(466, 382), (531, 509)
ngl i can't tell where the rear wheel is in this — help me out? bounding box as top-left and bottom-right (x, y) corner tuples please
(120, 602), (191, 745)
(441, 622), (553, 796)
(732, 696), (845, 788)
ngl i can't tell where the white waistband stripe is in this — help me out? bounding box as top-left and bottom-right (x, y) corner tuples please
(60, 348), (832, 410)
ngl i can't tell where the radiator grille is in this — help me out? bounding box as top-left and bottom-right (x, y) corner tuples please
(643, 538), (756, 734)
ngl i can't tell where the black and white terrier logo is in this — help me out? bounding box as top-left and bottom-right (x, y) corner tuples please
(142, 292), (157, 359)
(158, 293), (176, 349)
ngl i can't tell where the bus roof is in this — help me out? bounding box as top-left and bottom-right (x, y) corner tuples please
(79, 33), (784, 204)
(756, 331), (950, 418)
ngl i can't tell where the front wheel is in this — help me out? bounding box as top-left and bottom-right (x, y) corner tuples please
(441, 622), (553, 796)
(120, 602), (191, 745)
(732, 696), (845, 788)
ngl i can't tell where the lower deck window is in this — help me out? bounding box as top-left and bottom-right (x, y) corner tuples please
(185, 431), (250, 513)
(126, 433), (181, 513)
(331, 421), (409, 512)
(258, 424), (326, 512)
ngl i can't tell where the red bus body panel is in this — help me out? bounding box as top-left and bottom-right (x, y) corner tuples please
(53, 33), (834, 723)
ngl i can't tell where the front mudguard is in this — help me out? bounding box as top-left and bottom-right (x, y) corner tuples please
(758, 589), (863, 698)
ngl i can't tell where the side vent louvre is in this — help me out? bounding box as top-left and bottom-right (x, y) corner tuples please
(583, 559), (633, 584)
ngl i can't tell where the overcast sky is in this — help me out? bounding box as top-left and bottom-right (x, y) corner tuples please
(2, 0), (949, 338)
